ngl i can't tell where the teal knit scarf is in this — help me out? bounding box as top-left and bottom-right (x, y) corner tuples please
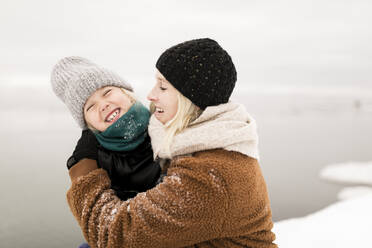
(95, 102), (150, 152)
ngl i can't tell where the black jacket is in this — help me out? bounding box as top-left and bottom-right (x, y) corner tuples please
(97, 133), (161, 200)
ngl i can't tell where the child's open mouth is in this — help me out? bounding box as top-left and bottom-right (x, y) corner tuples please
(105, 108), (120, 123)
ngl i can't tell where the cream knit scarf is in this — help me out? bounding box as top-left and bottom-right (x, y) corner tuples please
(148, 102), (259, 161)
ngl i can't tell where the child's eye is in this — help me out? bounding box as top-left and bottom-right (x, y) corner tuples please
(103, 89), (112, 96)
(86, 104), (94, 112)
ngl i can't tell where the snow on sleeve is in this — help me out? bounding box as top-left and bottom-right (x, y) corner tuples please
(273, 193), (372, 248)
(319, 161), (372, 185)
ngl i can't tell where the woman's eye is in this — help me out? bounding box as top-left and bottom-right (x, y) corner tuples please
(160, 86), (167, 91)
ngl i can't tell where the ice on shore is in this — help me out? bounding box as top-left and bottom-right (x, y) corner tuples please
(274, 193), (372, 248)
(337, 186), (372, 201)
(274, 160), (372, 247)
(319, 161), (372, 186)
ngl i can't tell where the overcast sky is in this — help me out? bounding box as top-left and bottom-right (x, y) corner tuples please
(0, 0), (371, 88)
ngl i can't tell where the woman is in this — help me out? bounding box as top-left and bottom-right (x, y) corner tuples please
(67, 38), (277, 248)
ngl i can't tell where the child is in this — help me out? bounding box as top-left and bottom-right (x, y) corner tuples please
(51, 56), (161, 201)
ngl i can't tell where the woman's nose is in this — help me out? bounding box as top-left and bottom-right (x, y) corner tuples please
(147, 88), (157, 102)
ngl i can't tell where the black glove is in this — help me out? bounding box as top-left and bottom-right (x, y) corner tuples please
(66, 129), (99, 169)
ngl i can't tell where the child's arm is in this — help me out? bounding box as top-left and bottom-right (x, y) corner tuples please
(69, 159), (98, 183)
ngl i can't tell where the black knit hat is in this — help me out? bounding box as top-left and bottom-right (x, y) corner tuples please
(156, 38), (237, 110)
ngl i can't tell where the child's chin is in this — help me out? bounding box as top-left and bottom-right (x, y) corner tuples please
(93, 124), (107, 133)
(101, 125), (111, 132)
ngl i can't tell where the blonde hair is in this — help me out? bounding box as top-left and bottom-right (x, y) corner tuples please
(85, 87), (136, 132)
(120, 88), (136, 103)
(150, 90), (202, 155)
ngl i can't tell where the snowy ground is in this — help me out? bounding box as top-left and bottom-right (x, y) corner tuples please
(274, 193), (372, 247)
(1, 83), (371, 247)
(275, 161), (372, 247)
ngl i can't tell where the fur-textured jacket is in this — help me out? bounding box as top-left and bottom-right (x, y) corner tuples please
(66, 102), (277, 248)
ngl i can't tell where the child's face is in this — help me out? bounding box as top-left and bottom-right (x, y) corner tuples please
(147, 70), (178, 124)
(84, 86), (133, 132)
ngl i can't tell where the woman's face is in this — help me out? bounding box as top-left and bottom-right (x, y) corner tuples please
(147, 70), (178, 124)
(84, 86), (133, 132)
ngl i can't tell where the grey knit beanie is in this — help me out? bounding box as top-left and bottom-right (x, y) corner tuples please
(51, 56), (133, 129)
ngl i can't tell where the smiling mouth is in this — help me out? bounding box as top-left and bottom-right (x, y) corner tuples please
(105, 108), (120, 122)
(155, 107), (164, 113)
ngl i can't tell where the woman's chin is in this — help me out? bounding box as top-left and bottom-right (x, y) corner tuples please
(154, 112), (164, 123)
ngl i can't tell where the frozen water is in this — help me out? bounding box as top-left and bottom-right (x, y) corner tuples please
(320, 161), (372, 186)
(337, 186), (372, 201)
(273, 193), (372, 248)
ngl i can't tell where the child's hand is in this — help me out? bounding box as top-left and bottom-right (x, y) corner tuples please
(67, 130), (99, 170)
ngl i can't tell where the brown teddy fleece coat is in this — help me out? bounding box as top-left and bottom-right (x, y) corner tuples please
(67, 102), (277, 247)
(67, 149), (277, 248)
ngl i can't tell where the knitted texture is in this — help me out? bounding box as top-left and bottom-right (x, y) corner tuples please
(156, 38), (237, 110)
(51, 56), (133, 129)
(94, 102), (150, 152)
(148, 102), (259, 160)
